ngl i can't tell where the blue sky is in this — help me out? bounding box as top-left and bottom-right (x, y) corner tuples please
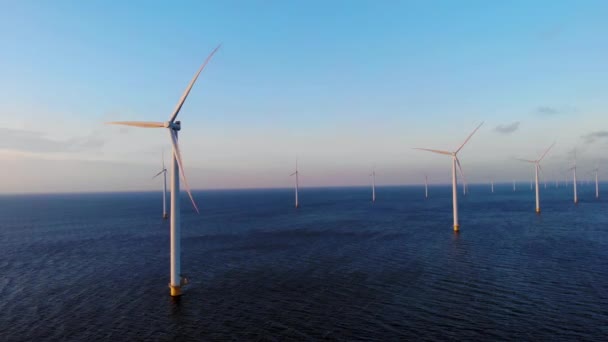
(1, 1), (607, 193)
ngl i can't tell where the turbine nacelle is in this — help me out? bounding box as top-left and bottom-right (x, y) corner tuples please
(168, 121), (181, 131)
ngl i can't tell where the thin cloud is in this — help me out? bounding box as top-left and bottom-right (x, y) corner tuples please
(536, 106), (559, 116)
(535, 105), (575, 117)
(581, 131), (608, 144)
(494, 121), (520, 134)
(0, 127), (105, 153)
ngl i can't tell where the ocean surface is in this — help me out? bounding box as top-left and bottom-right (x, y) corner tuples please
(1, 184), (608, 341)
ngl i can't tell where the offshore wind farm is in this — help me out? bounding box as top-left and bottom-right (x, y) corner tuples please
(2, 1), (608, 341)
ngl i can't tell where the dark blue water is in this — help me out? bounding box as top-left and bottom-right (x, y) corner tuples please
(1, 184), (607, 341)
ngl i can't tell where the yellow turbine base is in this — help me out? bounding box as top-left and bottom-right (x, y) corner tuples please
(535, 208), (540, 214)
(169, 285), (182, 297)
(453, 225), (460, 232)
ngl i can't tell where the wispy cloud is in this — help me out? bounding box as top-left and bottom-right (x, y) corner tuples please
(0, 127), (105, 153)
(494, 121), (520, 134)
(581, 131), (608, 144)
(535, 105), (575, 117)
(536, 106), (559, 116)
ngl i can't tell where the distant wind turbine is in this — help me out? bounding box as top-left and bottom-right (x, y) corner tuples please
(592, 166), (599, 199)
(106, 45), (220, 297)
(569, 150), (578, 204)
(513, 179), (516, 192)
(491, 179), (494, 193)
(517, 142), (554, 214)
(290, 159), (300, 208)
(370, 167), (376, 203)
(414, 122), (484, 232)
(425, 174), (429, 199)
(153, 151), (168, 219)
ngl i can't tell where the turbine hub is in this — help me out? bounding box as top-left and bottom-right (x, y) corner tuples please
(167, 121), (181, 131)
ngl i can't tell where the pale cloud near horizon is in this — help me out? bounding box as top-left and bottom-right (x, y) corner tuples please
(581, 131), (608, 144)
(0, 127), (105, 154)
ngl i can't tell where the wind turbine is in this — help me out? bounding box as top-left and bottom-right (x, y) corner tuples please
(414, 122), (484, 232)
(106, 45), (220, 297)
(512, 179), (516, 191)
(370, 167), (376, 203)
(592, 166), (599, 199)
(425, 174), (429, 199)
(490, 179), (494, 193)
(290, 159), (300, 208)
(570, 150), (578, 204)
(153, 151), (168, 219)
(517, 142), (554, 214)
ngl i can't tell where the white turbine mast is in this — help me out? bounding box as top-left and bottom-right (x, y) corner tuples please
(370, 167), (376, 203)
(153, 150), (169, 219)
(414, 122), (484, 232)
(290, 159), (300, 208)
(569, 150), (578, 204)
(107, 44), (221, 297)
(425, 174), (429, 199)
(516, 142), (555, 214)
(592, 166), (600, 199)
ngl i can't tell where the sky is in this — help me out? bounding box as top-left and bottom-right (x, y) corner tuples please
(1, 1), (607, 193)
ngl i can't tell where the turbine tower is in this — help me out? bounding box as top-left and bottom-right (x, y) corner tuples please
(370, 167), (376, 203)
(290, 159), (300, 208)
(593, 167), (599, 199)
(513, 179), (516, 191)
(107, 45), (220, 296)
(517, 142), (555, 214)
(491, 180), (494, 193)
(153, 151), (168, 219)
(570, 150), (578, 204)
(414, 122), (484, 232)
(425, 174), (429, 199)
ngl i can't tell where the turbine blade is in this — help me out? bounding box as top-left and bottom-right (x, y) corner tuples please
(456, 122), (484, 153)
(455, 157), (467, 188)
(455, 157), (467, 191)
(413, 148), (452, 156)
(538, 164), (546, 179)
(169, 130), (200, 214)
(538, 142), (555, 162)
(290, 172), (297, 176)
(105, 121), (164, 128)
(153, 170), (164, 179)
(169, 44), (222, 123)
(515, 158), (536, 163)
